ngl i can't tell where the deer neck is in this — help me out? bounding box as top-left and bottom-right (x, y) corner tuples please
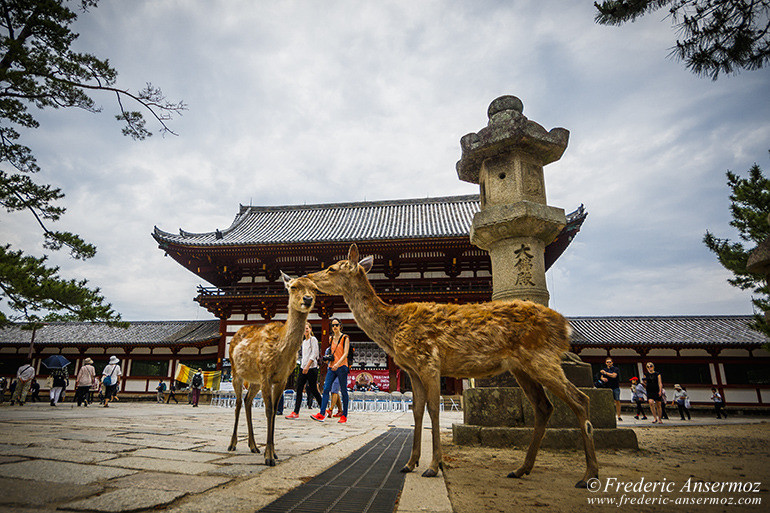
(341, 273), (397, 352)
(280, 307), (309, 355)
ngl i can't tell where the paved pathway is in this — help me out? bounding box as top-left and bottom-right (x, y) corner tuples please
(0, 401), (458, 513)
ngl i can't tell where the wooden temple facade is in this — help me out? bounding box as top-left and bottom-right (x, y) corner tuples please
(152, 195), (587, 394)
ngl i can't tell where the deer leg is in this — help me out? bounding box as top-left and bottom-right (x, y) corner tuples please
(508, 369), (552, 479)
(228, 375), (245, 451)
(244, 384), (260, 454)
(401, 370), (426, 473)
(538, 368), (599, 488)
(420, 370), (443, 477)
(262, 381), (277, 466)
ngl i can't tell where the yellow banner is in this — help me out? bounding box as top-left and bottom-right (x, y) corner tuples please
(174, 364), (221, 391)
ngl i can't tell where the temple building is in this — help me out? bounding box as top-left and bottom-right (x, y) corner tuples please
(151, 195), (586, 394)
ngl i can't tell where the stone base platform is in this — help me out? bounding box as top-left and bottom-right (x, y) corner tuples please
(452, 424), (639, 450)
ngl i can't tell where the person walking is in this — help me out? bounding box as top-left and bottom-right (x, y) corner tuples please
(156, 379), (167, 403)
(671, 384), (691, 420)
(191, 369), (204, 407)
(286, 323), (323, 419)
(102, 356), (122, 408)
(166, 380), (179, 404)
(644, 362), (664, 424)
(29, 378), (41, 402)
(600, 357), (622, 421)
(711, 387), (727, 419)
(630, 377), (647, 419)
(75, 358), (96, 406)
(660, 386), (669, 420)
(311, 318), (350, 423)
(10, 361), (35, 406)
(49, 367), (69, 406)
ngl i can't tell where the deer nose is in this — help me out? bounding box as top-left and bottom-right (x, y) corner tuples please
(303, 296), (313, 306)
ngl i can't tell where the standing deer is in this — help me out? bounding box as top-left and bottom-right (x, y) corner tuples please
(307, 243), (598, 488)
(228, 272), (317, 466)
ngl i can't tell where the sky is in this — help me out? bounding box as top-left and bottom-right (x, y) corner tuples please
(3, 0), (770, 322)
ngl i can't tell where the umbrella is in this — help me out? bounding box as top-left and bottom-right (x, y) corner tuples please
(42, 355), (71, 369)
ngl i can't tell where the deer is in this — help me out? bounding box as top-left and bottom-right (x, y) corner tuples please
(307, 243), (598, 488)
(227, 272), (317, 466)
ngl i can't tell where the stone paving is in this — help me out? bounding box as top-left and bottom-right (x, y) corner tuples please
(0, 401), (458, 513)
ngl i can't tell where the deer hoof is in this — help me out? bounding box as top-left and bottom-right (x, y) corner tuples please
(227, 444), (236, 452)
(575, 479), (588, 488)
(250, 446), (260, 454)
(421, 468), (438, 478)
(507, 469), (529, 479)
(400, 465), (413, 474)
(265, 458), (276, 467)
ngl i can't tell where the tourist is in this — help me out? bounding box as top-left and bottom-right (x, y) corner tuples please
(166, 380), (179, 404)
(671, 384), (691, 420)
(286, 323), (323, 419)
(311, 318), (350, 423)
(0, 376), (6, 403)
(10, 360), (35, 406)
(102, 356), (122, 408)
(600, 357), (621, 421)
(659, 386), (669, 420)
(644, 362), (663, 424)
(191, 368), (204, 407)
(156, 379), (167, 403)
(29, 378), (41, 402)
(75, 358), (96, 407)
(711, 387), (727, 419)
(630, 377), (647, 419)
(327, 379), (343, 417)
(49, 367), (69, 406)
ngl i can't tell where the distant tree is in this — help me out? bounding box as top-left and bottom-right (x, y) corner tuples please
(0, 0), (185, 327)
(594, 0), (770, 80)
(704, 160), (770, 337)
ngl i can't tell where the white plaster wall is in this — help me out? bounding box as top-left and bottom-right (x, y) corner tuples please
(724, 389), (758, 404)
(646, 349), (678, 356)
(609, 348), (640, 356)
(720, 349), (751, 357)
(753, 348), (770, 357)
(153, 348), (173, 355)
(132, 348), (151, 355)
(178, 348), (199, 355)
(124, 379), (148, 393)
(576, 348), (606, 356)
(679, 349), (711, 357)
(761, 389), (770, 402)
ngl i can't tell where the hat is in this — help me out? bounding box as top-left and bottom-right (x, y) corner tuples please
(630, 377), (638, 382)
(84, 358), (93, 365)
(674, 384), (681, 389)
(109, 356), (119, 364)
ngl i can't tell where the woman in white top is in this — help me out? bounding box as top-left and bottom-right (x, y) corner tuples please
(102, 356), (122, 408)
(286, 323), (323, 418)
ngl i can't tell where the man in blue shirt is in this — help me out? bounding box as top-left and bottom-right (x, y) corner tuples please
(600, 357), (621, 421)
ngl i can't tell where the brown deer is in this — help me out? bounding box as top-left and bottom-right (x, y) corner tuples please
(307, 243), (598, 488)
(227, 273), (317, 466)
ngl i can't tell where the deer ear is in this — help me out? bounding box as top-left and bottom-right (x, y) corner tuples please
(281, 271), (292, 290)
(347, 243), (360, 264)
(359, 255), (373, 273)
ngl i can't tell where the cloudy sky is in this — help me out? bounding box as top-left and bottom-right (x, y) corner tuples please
(4, 0), (770, 321)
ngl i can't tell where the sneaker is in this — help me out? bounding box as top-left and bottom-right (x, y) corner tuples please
(618, 417), (622, 421)
(332, 413), (342, 418)
(337, 415), (347, 423)
(634, 415), (638, 420)
(310, 413), (325, 422)
(285, 412), (299, 419)
(641, 417), (647, 420)
(326, 409), (332, 417)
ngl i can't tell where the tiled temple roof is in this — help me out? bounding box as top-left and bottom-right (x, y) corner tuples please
(0, 320), (221, 347)
(569, 316), (768, 347)
(153, 195), (586, 247)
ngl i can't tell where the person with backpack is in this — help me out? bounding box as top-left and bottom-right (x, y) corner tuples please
(10, 361), (36, 406)
(101, 356), (122, 408)
(191, 369), (204, 407)
(156, 379), (167, 403)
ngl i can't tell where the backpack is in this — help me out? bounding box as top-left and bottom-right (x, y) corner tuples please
(192, 373), (203, 388)
(347, 344), (355, 364)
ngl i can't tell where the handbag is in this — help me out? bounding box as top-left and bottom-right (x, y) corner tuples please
(684, 398), (691, 409)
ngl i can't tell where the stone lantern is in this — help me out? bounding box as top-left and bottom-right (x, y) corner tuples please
(457, 95), (567, 306)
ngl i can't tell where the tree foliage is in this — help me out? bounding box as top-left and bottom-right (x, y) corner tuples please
(595, 0), (770, 79)
(0, 0), (185, 327)
(704, 160), (770, 337)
